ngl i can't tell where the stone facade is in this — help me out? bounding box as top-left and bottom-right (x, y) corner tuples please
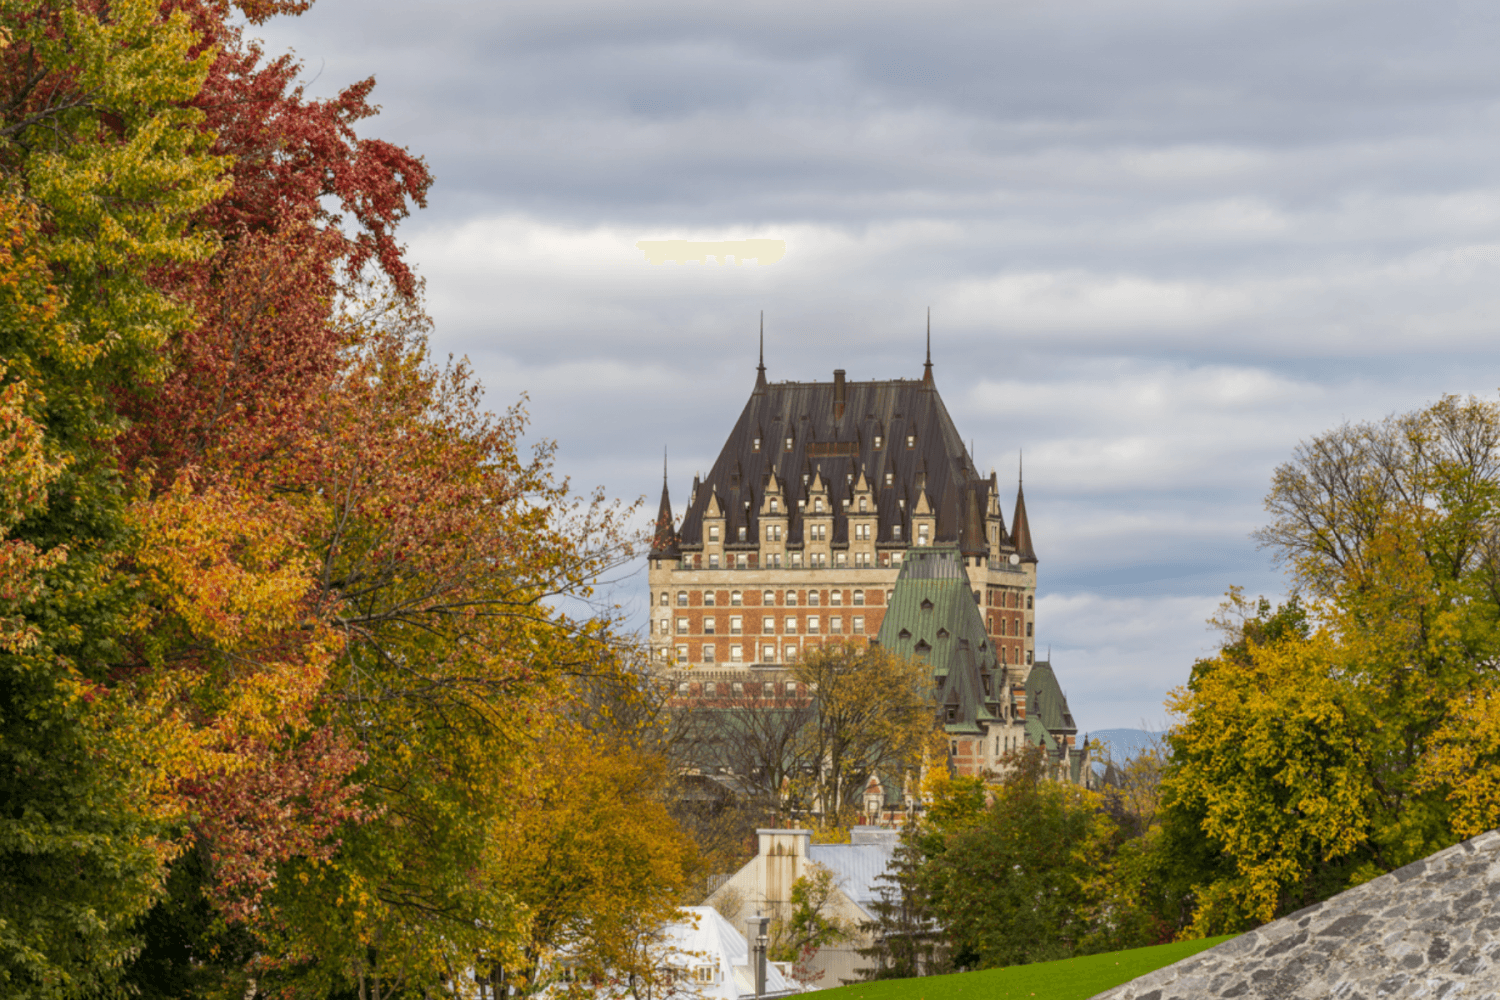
(1091, 830), (1500, 1000)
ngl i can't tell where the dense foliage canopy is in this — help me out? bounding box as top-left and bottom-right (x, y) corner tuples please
(0, 3), (692, 997)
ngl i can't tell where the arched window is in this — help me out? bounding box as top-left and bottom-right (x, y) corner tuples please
(660, 592), (669, 606)
(763, 590), (775, 604)
(853, 590), (865, 606)
(676, 591), (688, 606)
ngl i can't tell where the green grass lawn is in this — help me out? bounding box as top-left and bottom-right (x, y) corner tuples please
(816, 935), (1238, 1000)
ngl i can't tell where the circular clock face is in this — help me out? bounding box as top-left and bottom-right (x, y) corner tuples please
(1009, 553), (1021, 565)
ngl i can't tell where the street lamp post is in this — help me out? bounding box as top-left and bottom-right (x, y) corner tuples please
(745, 913), (770, 998)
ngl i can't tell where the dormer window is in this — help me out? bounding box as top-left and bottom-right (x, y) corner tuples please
(737, 526), (747, 542)
(893, 524), (902, 539)
(885, 472), (893, 486)
(814, 498), (824, 513)
(753, 437), (762, 451)
(907, 434), (915, 448)
(874, 435), (883, 448)
(770, 498), (779, 513)
(920, 598), (934, 611)
(785, 436), (794, 451)
(859, 497), (868, 512)
(708, 526), (720, 542)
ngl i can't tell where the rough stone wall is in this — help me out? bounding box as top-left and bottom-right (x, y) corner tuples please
(1091, 830), (1500, 999)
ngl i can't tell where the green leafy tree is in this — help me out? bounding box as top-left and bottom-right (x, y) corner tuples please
(922, 747), (1114, 970)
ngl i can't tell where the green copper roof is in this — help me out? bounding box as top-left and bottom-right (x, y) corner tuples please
(875, 546), (1005, 736)
(1025, 661), (1077, 735)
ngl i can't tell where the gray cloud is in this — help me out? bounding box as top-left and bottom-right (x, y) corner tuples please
(254, 0), (1500, 731)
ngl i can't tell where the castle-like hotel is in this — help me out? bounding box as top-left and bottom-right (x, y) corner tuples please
(648, 340), (1086, 782)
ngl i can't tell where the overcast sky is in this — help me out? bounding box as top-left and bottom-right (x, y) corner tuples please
(257, 0), (1500, 733)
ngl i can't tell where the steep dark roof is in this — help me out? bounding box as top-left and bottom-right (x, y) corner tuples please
(675, 363), (1014, 552)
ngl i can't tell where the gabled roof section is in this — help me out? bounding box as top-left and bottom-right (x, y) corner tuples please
(875, 546), (1003, 735)
(1025, 660), (1077, 736)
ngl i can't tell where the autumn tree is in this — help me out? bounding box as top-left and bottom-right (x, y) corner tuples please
(791, 641), (932, 822)
(1163, 395), (1500, 934)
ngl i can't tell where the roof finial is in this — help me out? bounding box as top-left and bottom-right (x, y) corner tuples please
(754, 311), (768, 393)
(664, 445), (669, 484)
(1019, 449), (1023, 485)
(922, 308), (934, 386)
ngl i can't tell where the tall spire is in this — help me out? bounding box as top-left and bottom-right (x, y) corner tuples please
(754, 311), (768, 393)
(922, 307), (934, 387)
(1012, 453), (1036, 564)
(651, 448), (679, 557)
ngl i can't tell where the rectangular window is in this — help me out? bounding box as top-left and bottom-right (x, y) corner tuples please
(732, 682), (743, 695)
(831, 591), (843, 606)
(763, 616), (775, 632)
(763, 645), (776, 662)
(677, 681), (690, 695)
(808, 616), (821, 634)
(785, 681), (797, 695)
(885, 471), (893, 486)
(854, 590), (865, 606)
(893, 524), (902, 539)
(702, 645), (715, 663)
(708, 526), (719, 542)
(704, 591), (716, 606)
(730, 645), (744, 663)
(853, 615), (865, 634)
(704, 681), (716, 695)
(677, 591), (688, 605)
(676, 617), (689, 634)
(835, 552), (847, 566)
(786, 591), (798, 606)
(830, 616), (843, 634)
(704, 617), (715, 634)
(1027, 622), (1033, 637)
(709, 554), (720, 568)
(731, 591), (742, 606)
(730, 616), (742, 635)
(791, 552), (803, 567)
(785, 646), (798, 663)
(676, 645), (687, 665)
(785, 617), (797, 634)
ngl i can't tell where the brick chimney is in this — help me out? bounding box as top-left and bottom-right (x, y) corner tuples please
(833, 369), (846, 420)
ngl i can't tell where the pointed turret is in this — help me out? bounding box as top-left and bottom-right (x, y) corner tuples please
(754, 311), (768, 394)
(1012, 455), (1037, 564)
(650, 452), (679, 557)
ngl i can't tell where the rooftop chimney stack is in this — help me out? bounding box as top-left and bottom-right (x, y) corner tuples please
(833, 369), (846, 420)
